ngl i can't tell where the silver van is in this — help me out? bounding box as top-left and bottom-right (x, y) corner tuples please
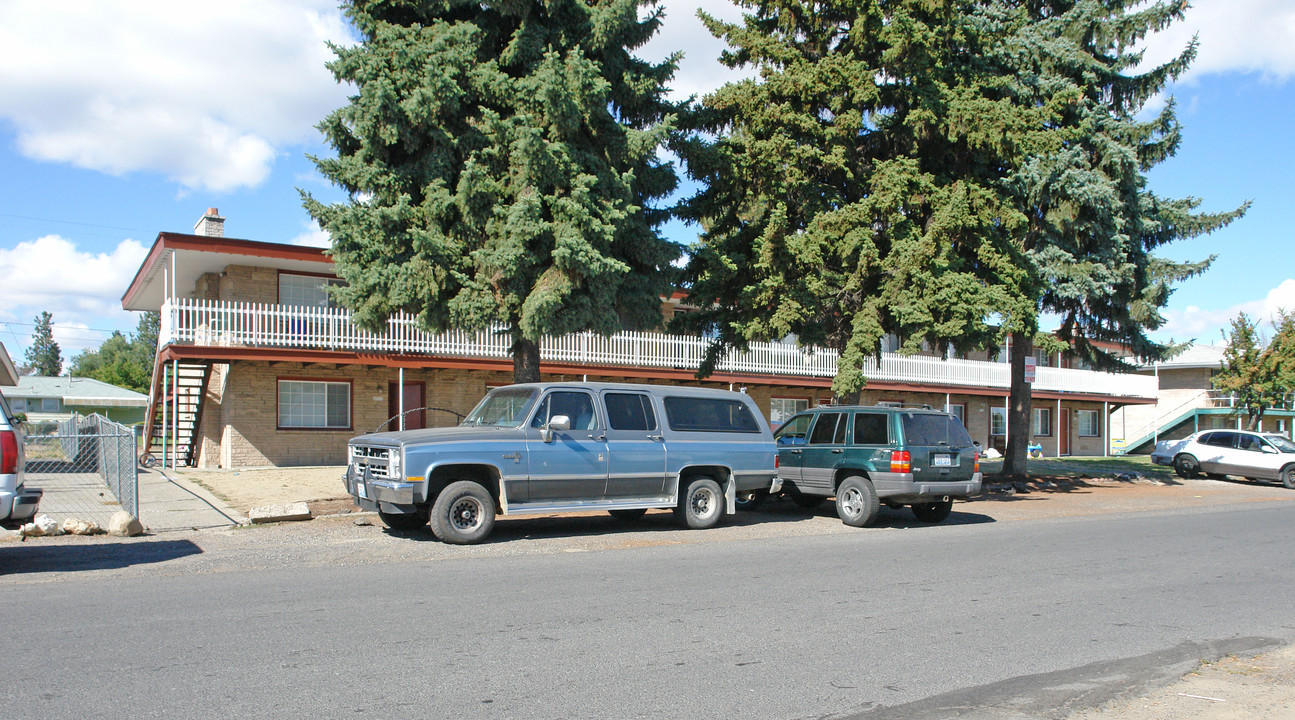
(345, 382), (780, 543)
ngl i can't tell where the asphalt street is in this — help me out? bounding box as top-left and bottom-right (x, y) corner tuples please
(4, 502), (1294, 719)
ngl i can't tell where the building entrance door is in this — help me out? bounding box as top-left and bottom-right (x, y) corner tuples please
(388, 382), (424, 431)
(1059, 409), (1071, 456)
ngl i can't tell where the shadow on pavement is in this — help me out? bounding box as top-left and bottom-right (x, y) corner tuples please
(0, 539), (203, 576)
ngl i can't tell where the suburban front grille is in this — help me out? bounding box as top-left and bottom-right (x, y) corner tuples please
(350, 445), (396, 480)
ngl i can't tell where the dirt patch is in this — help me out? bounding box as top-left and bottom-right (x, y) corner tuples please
(1069, 645), (1295, 719)
(173, 466), (349, 513)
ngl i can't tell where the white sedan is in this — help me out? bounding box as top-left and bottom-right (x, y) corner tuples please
(1153, 430), (1295, 488)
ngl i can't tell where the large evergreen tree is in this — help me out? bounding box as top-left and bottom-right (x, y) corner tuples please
(25, 311), (62, 377)
(676, 0), (1018, 401)
(304, 0), (683, 382)
(980, 0), (1246, 476)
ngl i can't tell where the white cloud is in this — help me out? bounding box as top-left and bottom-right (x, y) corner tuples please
(640, 0), (751, 101)
(1158, 278), (1295, 342)
(1140, 0), (1295, 81)
(290, 221), (332, 248)
(0, 235), (149, 354)
(0, 0), (354, 192)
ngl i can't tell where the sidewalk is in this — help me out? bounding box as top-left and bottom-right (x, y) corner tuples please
(140, 469), (246, 531)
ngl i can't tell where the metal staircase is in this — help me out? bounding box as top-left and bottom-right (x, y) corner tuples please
(142, 357), (212, 467)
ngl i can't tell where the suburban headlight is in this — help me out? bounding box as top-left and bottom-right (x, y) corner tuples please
(389, 448), (402, 478)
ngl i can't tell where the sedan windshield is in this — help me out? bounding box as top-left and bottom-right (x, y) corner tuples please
(462, 388), (537, 427)
(1264, 435), (1295, 453)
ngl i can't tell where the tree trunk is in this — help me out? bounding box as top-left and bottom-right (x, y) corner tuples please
(512, 334), (541, 384)
(834, 389), (861, 405)
(1001, 331), (1032, 479)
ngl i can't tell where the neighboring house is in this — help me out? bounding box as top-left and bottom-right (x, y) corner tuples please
(0, 343), (16, 388)
(122, 209), (1158, 468)
(1110, 343), (1295, 454)
(6, 376), (148, 426)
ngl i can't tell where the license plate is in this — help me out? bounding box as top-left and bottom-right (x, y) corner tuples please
(356, 481), (368, 500)
(932, 454), (953, 467)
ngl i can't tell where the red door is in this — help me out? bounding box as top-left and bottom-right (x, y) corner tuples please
(387, 382), (425, 431)
(1059, 409), (1071, 456)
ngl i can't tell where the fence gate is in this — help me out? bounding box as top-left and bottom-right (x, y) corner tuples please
(24, 414), (138, 526)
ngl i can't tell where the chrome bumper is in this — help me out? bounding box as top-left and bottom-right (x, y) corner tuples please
(346, 467), (416, 506)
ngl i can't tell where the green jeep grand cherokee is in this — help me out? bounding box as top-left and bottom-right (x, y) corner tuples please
(773, 405), (982, 527)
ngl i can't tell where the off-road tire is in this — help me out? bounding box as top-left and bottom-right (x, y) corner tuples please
(609, 508), (648, 521)
(835, 476), (879, 528)
(676, 476), (723, 529)
(429, 481), (496, 544)
(911, 499), (954, 524)
(378, 509), (429, 532)
(1174, 454), (1200, 479)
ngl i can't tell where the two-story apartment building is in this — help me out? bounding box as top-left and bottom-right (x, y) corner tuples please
(122, 209), (1158, 468)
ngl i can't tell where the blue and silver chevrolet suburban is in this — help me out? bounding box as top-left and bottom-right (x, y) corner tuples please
(345, 382), (781, 544)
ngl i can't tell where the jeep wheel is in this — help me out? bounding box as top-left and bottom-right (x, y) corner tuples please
(429, 481), (496, 544)
(676, 476), (723, 529)
(911, 499), (953, 523)
(835, 476), (879, 528)
(379, 508), (429, 532)
(609, 508), (648, 521)
(1174, 454), (1200, 479)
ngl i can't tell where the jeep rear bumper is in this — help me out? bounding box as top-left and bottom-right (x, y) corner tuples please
(871, 471), (981, 504)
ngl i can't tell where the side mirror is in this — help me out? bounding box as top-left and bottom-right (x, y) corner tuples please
(1262, 445), (1278, 454)
(541, 415), (571, 443)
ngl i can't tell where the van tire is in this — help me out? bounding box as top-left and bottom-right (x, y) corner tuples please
(911, 499), (953, 523)
(835, 476), (879, 527)
(429, 481), (496, 544)
(676, 476), (723, 529)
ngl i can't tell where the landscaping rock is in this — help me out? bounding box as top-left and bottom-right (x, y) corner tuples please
(61, 518), (103, 536)
(20, 514), (63, 537)
(108, 511), (145, 537)
(0, 528), (21, 543)
(248, 502), (312, 524)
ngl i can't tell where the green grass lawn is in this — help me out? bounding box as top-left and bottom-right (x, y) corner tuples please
(979, 454), (1176, 481)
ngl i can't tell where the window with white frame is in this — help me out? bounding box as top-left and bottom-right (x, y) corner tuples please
(8, 398), (26, 413)
(1032, 407), (1052, 436)
(278, 380), (351, 429)
(1076, 409), (1100, 437)
(279, 273), (344, 308)
(990, 407), (1007, 435)
(770, 397), (809, 426)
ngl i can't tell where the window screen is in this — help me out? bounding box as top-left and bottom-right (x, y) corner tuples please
(663, 396), (760, 433)
(604, 393), (657, 431)
(853, 413), (889, 445)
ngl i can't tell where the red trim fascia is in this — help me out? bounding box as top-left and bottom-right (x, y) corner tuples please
(122, 232), (334, 306)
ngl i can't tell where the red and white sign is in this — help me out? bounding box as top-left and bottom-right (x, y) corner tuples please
(1024, 356), (1037, 384)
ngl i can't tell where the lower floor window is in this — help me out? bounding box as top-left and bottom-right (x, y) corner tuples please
(990, 407), (1007, 436)
(278, 380), (350, 429)
(770, 397), (809, 425)
(1076, 409), (1100, 437)
(1032, 407), (1052, 436)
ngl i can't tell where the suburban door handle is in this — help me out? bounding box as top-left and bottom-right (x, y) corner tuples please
(647, 434), (663, 441)
(589, 434), (605, 441)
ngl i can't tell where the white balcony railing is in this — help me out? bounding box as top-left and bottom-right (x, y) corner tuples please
(161, 297), (1158, 399)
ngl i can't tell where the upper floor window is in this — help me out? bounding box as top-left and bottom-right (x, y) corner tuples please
(279, 273), (343, 308)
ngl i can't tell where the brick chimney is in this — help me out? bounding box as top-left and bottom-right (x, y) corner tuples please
(194, 207), (225, 237)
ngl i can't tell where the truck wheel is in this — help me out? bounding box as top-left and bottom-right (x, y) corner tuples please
(1283, 466), (1295, 490)
(379, 509), (428, 532)
(609, 508), (648, 521)
(1174, 454), (1200, 479)
(911, 499), (953, 523)
(429, 481), (496, 544)
(676, 476), (723, 529)
(835, 476), (879, 527)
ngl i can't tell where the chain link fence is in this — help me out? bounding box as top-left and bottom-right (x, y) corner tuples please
(24, 414), (138, 525)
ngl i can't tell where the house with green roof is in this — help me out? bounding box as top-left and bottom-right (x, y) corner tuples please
(7, 376), (148, 426)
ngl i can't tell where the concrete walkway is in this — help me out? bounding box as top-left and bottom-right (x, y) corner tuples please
(27, 467), (244, 532)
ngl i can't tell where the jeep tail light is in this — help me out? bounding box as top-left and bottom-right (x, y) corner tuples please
(1, 430), (16, 475)
(974, 452), (980, 474)
(889, 450), (910, 473)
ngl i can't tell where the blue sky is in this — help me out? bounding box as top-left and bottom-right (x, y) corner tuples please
(0, 0), (1292, 365)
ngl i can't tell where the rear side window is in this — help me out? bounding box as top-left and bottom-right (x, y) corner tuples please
(853, 413), (889, 445)
(808, 413), (847, 444)
(1203, 432), (1236, 448)
(603, 393), (657, 431)
(901, 412), (974, 446)
(663, 396), (761, 433)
